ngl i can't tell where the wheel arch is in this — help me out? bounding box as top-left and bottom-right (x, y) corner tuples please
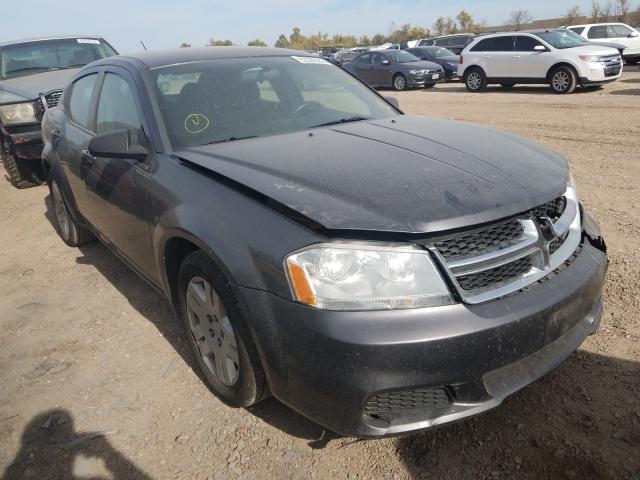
(546, 62), (579, 82)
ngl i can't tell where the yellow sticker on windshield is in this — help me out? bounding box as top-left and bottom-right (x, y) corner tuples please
(184, 113), (210, 134)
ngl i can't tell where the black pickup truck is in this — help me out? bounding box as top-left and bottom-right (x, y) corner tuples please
(0, 35), (117, 188)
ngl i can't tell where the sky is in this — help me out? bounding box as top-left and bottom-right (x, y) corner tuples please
(4, 0), (595, 53)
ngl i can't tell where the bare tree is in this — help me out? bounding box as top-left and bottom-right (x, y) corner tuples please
(507, 10), (534, 30)
(456, 10), (475, 32)
(615, 0), (632, 22)
(564, 5), (583, 25)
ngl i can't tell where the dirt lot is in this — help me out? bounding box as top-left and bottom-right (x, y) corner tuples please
(1, 68), (639, 480)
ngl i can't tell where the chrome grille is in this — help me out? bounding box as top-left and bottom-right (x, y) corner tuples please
(432, 188), (581, 304)
(38, 90), (63, 113)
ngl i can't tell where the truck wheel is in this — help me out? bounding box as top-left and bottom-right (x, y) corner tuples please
(49, 179), (94, 246)
(392, 74), (407, 91)
(464, 68), (487, 92)
(177, 250), (268, 407)
(1, 145), (43, 189)
(549, 66), (577, 94)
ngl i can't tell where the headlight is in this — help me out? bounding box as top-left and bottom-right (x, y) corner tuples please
(0, 102), (36, 125)
(447, 62), (458, 68)
(579, 55), (601, 62)
(409, 69), (426, 75)
(285, 243), (454, 311)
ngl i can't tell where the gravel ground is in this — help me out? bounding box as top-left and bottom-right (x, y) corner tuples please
(1, 67), (639, 480)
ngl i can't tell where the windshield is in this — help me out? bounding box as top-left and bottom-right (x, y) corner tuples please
(0, 38), (117, 79)
(562, 29), (589, 43)
(534, 31), (585, 49)
(427, 47), (456, 58)
(150, 56), (398, 149)
(386, 51), (421, 63)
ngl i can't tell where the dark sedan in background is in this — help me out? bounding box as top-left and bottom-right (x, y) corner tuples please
(343, 50), (444, 90)
(42, 47), (606, 437)
(0, 35), (117, 188)
(405, 46), (460, 80)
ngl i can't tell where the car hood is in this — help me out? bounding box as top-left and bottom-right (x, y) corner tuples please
(176, 115), (569, 234)
(437, 55), (460, 63)
(585, 40), (626, 50)
(0, 68), (78, 103)
(402, 60), (443, 71)
(571, 44), (620, 56)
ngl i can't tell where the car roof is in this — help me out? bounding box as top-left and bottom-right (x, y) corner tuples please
(569, 22), (628, 28)
(0, 34), (103, 47)
(109, 47), (315, 69)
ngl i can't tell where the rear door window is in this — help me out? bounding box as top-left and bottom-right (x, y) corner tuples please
(492, 36), (516, 52)
(68, 73), (98, 130)
(357, 53), (371, 64)
(588, 26), (608, 39)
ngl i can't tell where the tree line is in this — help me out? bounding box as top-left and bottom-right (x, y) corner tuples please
(181, 1), (640, 49)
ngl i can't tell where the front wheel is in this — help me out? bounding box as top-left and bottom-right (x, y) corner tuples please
(625, 57), (639, 65)
(549, 66), (577, 94)
(392, 74), (407, 91)
(464, 68), (487, 92)
(178, 251), (268, 407)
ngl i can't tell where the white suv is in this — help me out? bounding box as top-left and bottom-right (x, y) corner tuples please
(567, 23), (640, 64)
(458, 30), (622, 94)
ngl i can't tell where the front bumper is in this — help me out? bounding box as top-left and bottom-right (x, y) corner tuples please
(236, 230), (607, 437)
(408, 73), (442, 87)
(0, 123), (44, 160)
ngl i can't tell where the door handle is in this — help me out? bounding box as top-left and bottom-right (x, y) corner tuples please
(483, 55), (491, 58)
(513, 55), (521, 58)
(81, 150), (96, 168)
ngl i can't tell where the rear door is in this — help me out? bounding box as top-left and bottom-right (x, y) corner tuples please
(58, 70), (101, 219)
(83, 67), (155, 277)
(512, 35), (549, 78)
(469, 37), (514, 78)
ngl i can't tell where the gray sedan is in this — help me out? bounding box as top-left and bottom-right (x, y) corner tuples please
(343, 50), (444, 90)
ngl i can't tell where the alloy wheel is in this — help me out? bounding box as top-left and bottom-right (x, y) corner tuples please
(467, 71), (481, 90)
(394, 76), (406, 90)
(185, 276), (240, 386)
(552, 71), (570, 92)
(51, 181), (70, 240)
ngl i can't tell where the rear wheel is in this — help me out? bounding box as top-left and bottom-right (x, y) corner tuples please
(549, 66), (577, 94)
(1, 139), (43, 189)
(392, 74), (407, 91)
(49, 178), (94, 246)
(464, 68), (487, 92)
(178, 251), (268, 407)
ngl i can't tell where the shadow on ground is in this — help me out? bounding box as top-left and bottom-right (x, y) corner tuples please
(609, 89), (640, 95)
(2, 409), (151, 480)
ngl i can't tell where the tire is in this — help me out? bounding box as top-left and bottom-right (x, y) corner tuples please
(177, 250), (268, 407)
(549, 66), (577, 94)
(625, 57), (639, 65)
(392, 74), (407, 91)
(49, 178), (94, 247)
(501, 83), (516, 88)
(1, 143), (43, 189)
(464, 68), (487, 92)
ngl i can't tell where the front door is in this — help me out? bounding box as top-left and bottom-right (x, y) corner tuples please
(607, 24), (640, 56)
(83, 68), (155, 277)
(512, 36), (550, 79)
(371, 53), (393, 86)
(353, 53), (373, 82)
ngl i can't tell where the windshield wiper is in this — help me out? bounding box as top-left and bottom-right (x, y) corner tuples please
(6, 66), (59, 74)
(204, 135), (258, 145)
(310, 116), (370, 128)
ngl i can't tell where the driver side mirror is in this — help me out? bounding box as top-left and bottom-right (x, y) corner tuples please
(88, 129), (149, 161)
(629, 31), (639, 38)
(533, 45), (548, 52)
